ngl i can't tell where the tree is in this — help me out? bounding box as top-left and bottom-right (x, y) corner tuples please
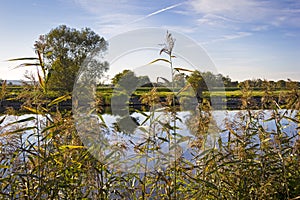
(201, 71), (217, 88)
(222, 75), (232, 87)
(111, 70), (132, 86)
(173, 73), (186, 88)
(138, 75), (151, 87)
(36, 25), (108, 93)
(186, 70), (207, 103)
(276, 80), (286, 89)
(111, 69), (139, 95)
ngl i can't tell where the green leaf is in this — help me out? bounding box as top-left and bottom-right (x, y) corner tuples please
(148, 58), (171, 65)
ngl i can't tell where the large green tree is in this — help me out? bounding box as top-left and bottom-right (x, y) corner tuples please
(37, 25), (108, 93)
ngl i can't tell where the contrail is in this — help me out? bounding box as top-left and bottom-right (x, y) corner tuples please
(128, 2), (184, 25)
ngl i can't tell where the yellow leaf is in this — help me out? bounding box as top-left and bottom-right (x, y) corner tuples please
(48, 94), (71, 107)
(59, 145), (85, 150)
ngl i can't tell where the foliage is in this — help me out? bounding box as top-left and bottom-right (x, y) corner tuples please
(186, 70), (208, 103)
(37, 25), (108, 93)
(111, 69), (150, 89)
(0, 31), (299, 199)
(173, 73), (186, 88)
(0, 80), (7, 100)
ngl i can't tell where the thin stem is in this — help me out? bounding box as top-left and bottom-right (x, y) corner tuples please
(169, 53), (177, 199)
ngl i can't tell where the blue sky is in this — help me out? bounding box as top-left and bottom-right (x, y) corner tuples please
(0, 0), (299, 81)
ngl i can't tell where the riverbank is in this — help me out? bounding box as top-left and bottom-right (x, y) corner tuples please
(0, 86), (290, 113)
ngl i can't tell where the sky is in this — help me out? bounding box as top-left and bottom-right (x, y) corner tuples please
(0, 0), (300, 82)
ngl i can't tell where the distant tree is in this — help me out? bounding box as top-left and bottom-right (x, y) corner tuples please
(239, 80), (255, 88)
(222, 75), (232, 87)
(201, 71), (217, 88)
(138, 75), (151, 87)
(252, 78), (263, 88)
(187, 71), (208, 90)
(186, 70), (207, 102)
(112, 70), (132, 86)
(36, 25), (108, 93)
(111, 70), (139, 94)
(173, 73), (186, 88)
(231, 81), (239, 87)
(276, 80), (286, 89)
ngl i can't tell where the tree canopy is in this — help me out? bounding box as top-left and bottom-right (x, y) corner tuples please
(36, 25), (108, 93)
(111, 70), (150, 92)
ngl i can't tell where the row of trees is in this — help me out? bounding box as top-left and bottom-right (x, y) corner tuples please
(110, 69), (231, 89)
(110, 69), (299, 90)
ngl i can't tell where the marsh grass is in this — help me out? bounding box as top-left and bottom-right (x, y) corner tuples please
(0, 32), (299, 199)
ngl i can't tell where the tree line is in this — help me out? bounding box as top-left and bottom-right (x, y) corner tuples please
(110, 69), (300, 90)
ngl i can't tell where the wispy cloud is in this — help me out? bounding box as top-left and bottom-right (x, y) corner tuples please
(188, 0), (261, 16)
(197, 13), (240, 27)
(73, 0), (139, 15)
(201, 32), (252, 45)
(73, 0), (186, 36)
(251, 25), (269, 32)
(186, 0), (300, 32)
(128, 2), (185, 25)
(161, 25), (197, 34)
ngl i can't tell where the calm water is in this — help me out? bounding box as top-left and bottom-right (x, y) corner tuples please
(1, 109), (298, 151)
(1, 109), (298, 172)
(1, 110), (298, 142)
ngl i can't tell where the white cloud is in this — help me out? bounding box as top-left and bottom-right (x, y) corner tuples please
(73, 0), (186, 36)
(161, 25), (197, 34)
(188, 0), (300, 30)
(201, 32), (252, 45)
(197, 13), (240, 27)
(73, 0), (138, 15)
(189, 0), (261, 16)
(251, 25), (269, 31)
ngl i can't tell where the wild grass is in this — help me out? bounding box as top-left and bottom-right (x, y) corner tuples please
(0, 32), (299, 199)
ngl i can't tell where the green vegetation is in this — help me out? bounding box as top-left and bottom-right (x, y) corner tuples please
(8, 25), (108, 94)
(0, 29), (299, 199)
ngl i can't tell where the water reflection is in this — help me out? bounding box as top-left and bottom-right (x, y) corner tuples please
(1, 109), (298, 173)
